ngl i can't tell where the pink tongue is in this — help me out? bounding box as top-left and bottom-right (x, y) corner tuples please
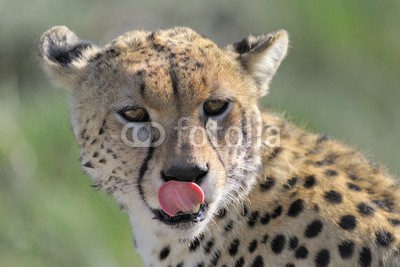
(158, 181), (205, 217)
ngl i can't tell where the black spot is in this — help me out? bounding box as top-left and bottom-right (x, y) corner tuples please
(271, 234), (286, 254)
(347, 182), (362, 191)
(261, 234), (269, 244)
(375, 230), (394, 246)
(83, 161), (93, 168)
(304, 220), (323, 238)
(287, 199), (304, 217)
(118, 203), (127, 212)
(324, 190), (343, 204)
(92, 152), (99, 158)
(90, 183), (101, 190)
(189, 237), (201, 252)
(217, 208), (226, 219)
(324, 169), (338, 177)
(203, 239), (214, 253)
(224, 220), (234, 232)
(338, 240), (354, 260)
(388, 218), (400, 226)
(358, 247), (372, 267)
(317, 134), (331, 143)
(228, 239), (240, 256)
(251, 255), (264, 267)
(210, 250), (220, 266)
(159, 246), (170, 260)
(315, 249), (330, 267)
(271, 206), (283, 219)
(347, 173), (359, 180)
(284, 177), (298, 189)
(248, 239), (258, 253)
(304, 175), (316, 188)
(105, 48), (119, 57)
(315, 153), (337, 166)
(196, 263), (204, 267)
(233, 38), (251, 54)
(372, 198), (395, 212)
(260, 212), (271, 225)
(242, 205), (249, 217)
(295, 246), (308, 259)
(99, 158), (107, 164)
(339, 215), (357, 231)
(248, 211), (259, 227)
(286, 264), (295, 267)
(176, 262), (183, 267)
(195, 62), (204, 68)
(314, 204), (320, 212)
(267, 147), (282, 160)
(90, 139), (98, 145)
(260, 177), (276, 191)
(235, 257), (245, 267)
(289, 236), (299, 250)
(357, 203), (374, 216)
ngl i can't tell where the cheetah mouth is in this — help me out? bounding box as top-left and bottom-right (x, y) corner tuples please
(152, 203), (208, 225)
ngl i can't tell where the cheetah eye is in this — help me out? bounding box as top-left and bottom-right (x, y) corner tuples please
(203, 100), (230, 117)
(119, 107), (149, 122)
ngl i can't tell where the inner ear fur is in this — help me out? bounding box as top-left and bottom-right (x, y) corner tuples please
(228, 30), (289, 97)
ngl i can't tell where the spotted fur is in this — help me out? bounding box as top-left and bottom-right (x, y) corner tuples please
(39, 26), (400, 266)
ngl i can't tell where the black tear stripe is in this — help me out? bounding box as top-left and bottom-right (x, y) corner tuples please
(168, 59), (181, 105)
(240, 109), (247, 145)
(205, 118), (225, 170)
(137, 147), (155, 207)
(136, 69), (146, 98)
(240, 109), (248, 147)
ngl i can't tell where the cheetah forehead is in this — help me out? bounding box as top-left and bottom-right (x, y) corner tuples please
(39, 25), (288, 105)
(107, 27), (216, 53)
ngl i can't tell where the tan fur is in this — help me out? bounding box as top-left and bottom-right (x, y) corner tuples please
(39, 26), (400, 266)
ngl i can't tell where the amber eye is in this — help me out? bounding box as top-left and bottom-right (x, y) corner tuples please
(203, 100), (229, 117)
(119, 107), (149, 122)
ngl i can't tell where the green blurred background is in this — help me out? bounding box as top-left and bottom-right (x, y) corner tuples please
(0, 0), (399, 266)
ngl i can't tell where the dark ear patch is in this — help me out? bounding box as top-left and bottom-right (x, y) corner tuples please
(233, 38), (252, 54)
(233, 35), (273, 55)
(48, 41), (93, 66)
(226, 30), (289, 97)
(39, 26), (100, 89)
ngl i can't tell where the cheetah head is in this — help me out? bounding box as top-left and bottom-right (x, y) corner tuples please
(38, 26), (288, 240)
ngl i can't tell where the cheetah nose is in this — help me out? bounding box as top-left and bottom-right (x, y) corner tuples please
(162, 163), (208, 184)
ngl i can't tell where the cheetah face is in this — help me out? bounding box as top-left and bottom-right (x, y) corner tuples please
(39, 26), (288, 238)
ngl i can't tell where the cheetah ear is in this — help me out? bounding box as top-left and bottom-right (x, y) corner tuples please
(228, 30), (289, 97)
(38, 26), (100, 90)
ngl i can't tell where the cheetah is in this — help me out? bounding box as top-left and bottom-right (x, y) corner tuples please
(38, 26), (400, 266)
